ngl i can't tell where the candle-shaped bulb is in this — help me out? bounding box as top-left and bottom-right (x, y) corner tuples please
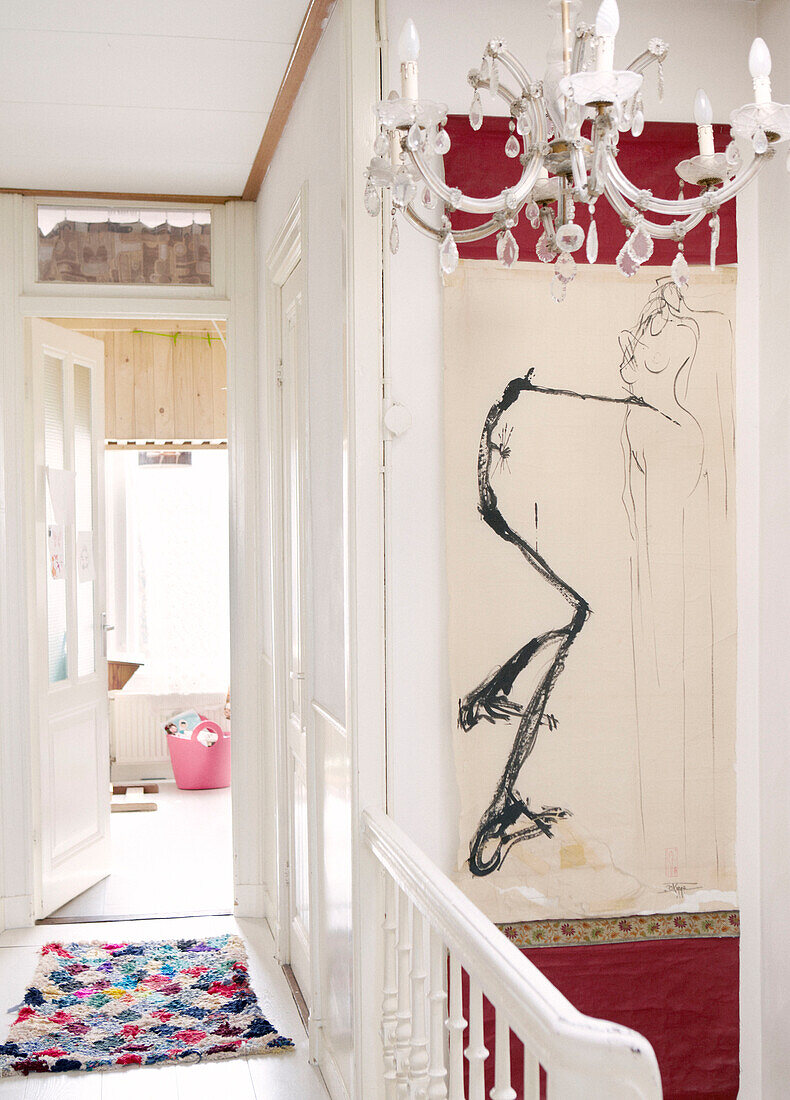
(749, 37), (772, 105)
(694, 88), (713, 127)
(694, 88), (715, 156)
(595, 0), (619, 72)
(398, 19), (420, 63)
(749, 37), (772, 79)
(595, 0), (620, 38)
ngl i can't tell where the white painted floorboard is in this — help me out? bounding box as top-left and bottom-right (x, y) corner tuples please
(50, 783), (233, 920)
(0, 916), (328, 1099)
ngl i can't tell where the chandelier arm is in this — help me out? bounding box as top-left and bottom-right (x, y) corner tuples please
(407, 146), (545, 215)
(539, 206), (557, 246)
(495, 48), (535, 98)
(570, 26), (595, 78)
(626, 48), (664, 77)
(602, 180), (708, 239)
(679, 150), (770, 207)
(604, 148), (768, 217)
(570, 145), (593, 204)
(402, 205), (502, 244)
(492, 49), (548, 147)
(474, 76), (519, 107)
(586, 119), (611, 199)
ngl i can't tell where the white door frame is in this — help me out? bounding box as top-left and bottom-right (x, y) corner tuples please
(0, 194), (264, 927)
(344, 2), (388, 1097)
(263, 186), (323, 1044)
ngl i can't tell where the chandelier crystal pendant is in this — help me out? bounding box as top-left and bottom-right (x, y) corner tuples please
(364, 2), (790, 298)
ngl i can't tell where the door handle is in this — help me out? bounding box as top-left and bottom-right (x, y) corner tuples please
(101, 612), (114, 659)
(290, 671), (305, 681)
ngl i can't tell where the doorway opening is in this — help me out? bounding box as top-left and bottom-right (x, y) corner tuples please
(32, 316), (234, 924)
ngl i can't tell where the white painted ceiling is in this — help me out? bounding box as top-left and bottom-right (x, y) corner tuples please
(0, 0), (309, 196)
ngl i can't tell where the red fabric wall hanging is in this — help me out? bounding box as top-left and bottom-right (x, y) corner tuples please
(457, 938), (739, 1099)
(519, 938), (740, 1099)
(442, 117), (737, 268)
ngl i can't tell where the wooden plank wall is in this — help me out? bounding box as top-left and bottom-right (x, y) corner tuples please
(102, 328), (226, 442)
(49, 319), (225, 443)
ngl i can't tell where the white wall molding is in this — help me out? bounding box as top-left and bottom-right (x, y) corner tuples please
(234, 883), (265, 920)
(316, 1030), (353, 1100)
(2, 895), (33, 932)
(223, 199), (266, 923)
(262, 183), (308, 969)
(0, 193), (34, 933)
(312, 700), (346, 739)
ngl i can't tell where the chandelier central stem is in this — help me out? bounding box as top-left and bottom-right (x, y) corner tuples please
(561, 0), (572, 77)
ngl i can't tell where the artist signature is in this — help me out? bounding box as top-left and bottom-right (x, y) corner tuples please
(663, 882), (699, 900)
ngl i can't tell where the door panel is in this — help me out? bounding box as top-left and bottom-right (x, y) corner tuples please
(280, 262), (311, 1002)
(30, 318), (110, 918)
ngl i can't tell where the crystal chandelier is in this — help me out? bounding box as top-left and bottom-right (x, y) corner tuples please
(364, 0), (790, 301)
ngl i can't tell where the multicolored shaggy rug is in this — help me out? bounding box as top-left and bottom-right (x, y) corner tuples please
(0, 934), (293, 1076)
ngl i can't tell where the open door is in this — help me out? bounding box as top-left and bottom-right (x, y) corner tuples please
(28, 319), (110, 918)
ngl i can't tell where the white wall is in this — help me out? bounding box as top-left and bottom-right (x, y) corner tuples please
(255, 6), (354, 1093)
(752, 7), (790, 1097)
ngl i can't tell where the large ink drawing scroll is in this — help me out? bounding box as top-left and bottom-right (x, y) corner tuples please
(443, 262), (737, 922)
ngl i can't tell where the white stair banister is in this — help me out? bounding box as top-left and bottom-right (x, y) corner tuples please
(410, 909), (430, 1096)
(447, 952), (467, 1100)
(362, 807), (662, 1100)
(427, 928), (448, 1100)
(382, 874), (399, 1100)
(523, 1045), (540, 1100)
(395, 888), (413, 1098)
(490, 1011), (517, 1100)
(465, 978), (488, 1100)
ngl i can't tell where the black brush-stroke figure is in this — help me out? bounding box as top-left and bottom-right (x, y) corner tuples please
(461, 278), (688, 877)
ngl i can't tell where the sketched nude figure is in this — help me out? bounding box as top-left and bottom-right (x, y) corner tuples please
(461, 278), (694, 877)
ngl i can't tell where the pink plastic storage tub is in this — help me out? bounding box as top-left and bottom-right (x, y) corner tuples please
(167, 720), (231, 790)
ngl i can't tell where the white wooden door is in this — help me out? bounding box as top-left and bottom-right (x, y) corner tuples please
(280, 263), (312, 1002)
(29, 319), (111, 918)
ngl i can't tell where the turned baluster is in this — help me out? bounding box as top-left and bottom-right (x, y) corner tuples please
(465, 977), (489, 1100)
(381, 874), (398, 1100)
(394, 888), (413, 1099)
(409, 909), (430, 1097)
(426, 929), (448, 1100)
(489, 1010), (517, 1100)
(446, 953), (466, 1100)
(523, 1046), (540, 1100)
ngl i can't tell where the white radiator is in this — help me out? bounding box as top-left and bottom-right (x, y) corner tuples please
(109, 691), (227, 782)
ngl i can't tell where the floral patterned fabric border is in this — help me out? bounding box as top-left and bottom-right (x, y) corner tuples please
(499, 911), (740, 949)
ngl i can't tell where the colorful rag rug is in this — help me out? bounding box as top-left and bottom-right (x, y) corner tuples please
(0, 934), (293, 1077)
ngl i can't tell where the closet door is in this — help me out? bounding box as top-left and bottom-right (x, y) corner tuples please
(279, 262), (312, 1002)
(30, 319), (110, 917)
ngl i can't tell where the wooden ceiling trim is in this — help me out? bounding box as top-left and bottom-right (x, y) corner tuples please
(46, 318), (227, 334)
(242, 0), (337, 202)
(0, 188), (236, 204)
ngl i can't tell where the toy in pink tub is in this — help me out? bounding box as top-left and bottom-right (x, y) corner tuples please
(166, 718), (231, 790)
